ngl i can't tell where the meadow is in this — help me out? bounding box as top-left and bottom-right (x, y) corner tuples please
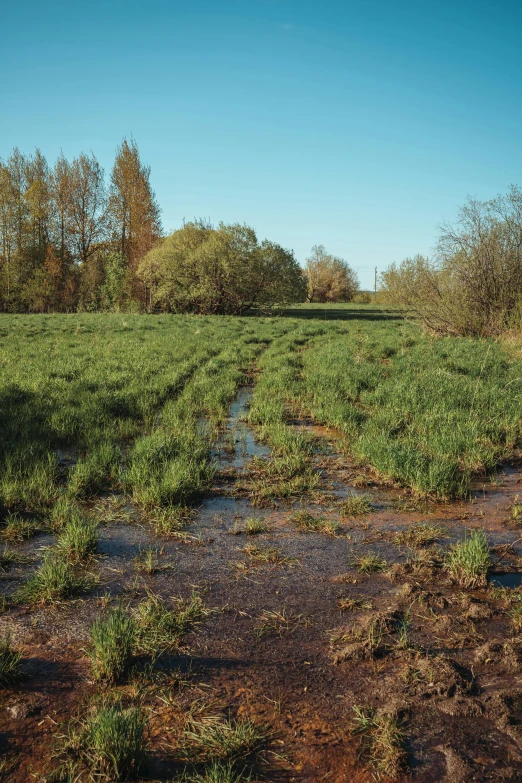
(1, 306), (522, 782)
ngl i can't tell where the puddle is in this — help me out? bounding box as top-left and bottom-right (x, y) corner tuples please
(214, 386), (270, 470)
(489, 572), (522, 588)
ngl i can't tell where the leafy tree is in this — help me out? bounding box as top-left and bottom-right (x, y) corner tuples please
(138, 221), (306, 314)
(305, 245), (359, 302)
(108, 138), (161, 304)
(100, 253), (131, 311)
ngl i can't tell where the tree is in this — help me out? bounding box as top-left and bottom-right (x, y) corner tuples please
(67, 152), (107, 266)
(108, 138), (161, 303)
(381, 187), (522, 336)
(138, 221), (306, 314)
(305, 245), (359, 302)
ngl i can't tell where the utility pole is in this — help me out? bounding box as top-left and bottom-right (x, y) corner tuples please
(374, 266), (377, 295)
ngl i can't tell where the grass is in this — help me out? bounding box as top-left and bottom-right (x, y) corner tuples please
(18, 553), (90, 604)
(134, 546), (163, 575)
(351, 705), (407, 779)
(340, 493), (373, 517)
(243, 517), (271, 535)
(337, 596), (373, 612)
(289, 510), (341, 535)
(355, 554), (388, 574)
(0, 634), (22, 687)
(135, 591), (207, 655)
(87, 604), (136, 683)
(393, 522), (445, 548)
(242, 544), (295, 566)
(0, 547), (31, 570)
(57, 701), (146, 781)
(446, 529), (491, 589)
(180, 717), (269, 766)
(56, 514), (98, 562)
(181, 761), (250, 782)
(1, 512), (39, 542)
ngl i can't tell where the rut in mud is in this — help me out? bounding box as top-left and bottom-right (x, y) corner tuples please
(1, 381), (522, 782)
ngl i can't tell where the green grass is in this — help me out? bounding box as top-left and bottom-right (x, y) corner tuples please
(340, 493), (373, 517)
(56, 515), (98, 562)
(289, 510), (341, 535)
(18, 553), (89, 604)
(0, 310), (520, 514)
(135, 591), (207, 655)
(446, 529), (491, 589)
(0, 634), (22, 687)
(180, 717), (269, 766)
(58, 701), (146, 781)
(355, 554), (388, 574)
(243, 517), (270, 535)
(351, 706), (407, 779)
(87, 604), (136, 683)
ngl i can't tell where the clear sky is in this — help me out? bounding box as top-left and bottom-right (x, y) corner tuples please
(1, 0), (521, 289)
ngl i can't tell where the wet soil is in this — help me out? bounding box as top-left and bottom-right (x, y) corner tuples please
(2, 388), (522, 781)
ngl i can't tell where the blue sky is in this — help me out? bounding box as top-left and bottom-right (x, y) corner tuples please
(1, 0), (521, 289)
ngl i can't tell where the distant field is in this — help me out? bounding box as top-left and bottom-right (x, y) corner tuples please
(0, 307), (520, 515)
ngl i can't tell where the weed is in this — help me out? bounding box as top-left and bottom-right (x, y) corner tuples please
(18, 553), (89, 604)
(355, 554), (388, 574)
(289, 511), (341, 535)
(0, 634), (22, 687)
(87, 604), (136, 683)
(509, 598), (522, 632)
(150, 505), (193, 537)
(446, 529), (490, 589)
(56, 515), (98, 562)
(351, 705), (407, 779)
(340, 493), (373, 517)
(511, 496), (522, 521)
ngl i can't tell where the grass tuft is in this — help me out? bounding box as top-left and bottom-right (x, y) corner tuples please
(351, 705), (407, 779)
(56, 515), (98, 562)
(446, 529), (490, 589)
(0, 634), (22, 687)
(340, 493), (373, 517)
(18, 553), (89, 604)
(87, 604), (136, 684)
(135, 591), (207, 655)
(355, 554), (388, 574)
(289, 511), (341, 535)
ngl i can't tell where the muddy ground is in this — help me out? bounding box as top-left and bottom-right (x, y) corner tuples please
(1, 388), (522, 782)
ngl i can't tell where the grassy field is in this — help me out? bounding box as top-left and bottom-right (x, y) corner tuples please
(1, 306), (522, 781)
(1, 306), (519, 518)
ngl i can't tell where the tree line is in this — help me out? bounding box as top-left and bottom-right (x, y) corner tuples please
(0, 140), (361, 313)
(380, 186), (522, 336)
(0, 139), (160, 312)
